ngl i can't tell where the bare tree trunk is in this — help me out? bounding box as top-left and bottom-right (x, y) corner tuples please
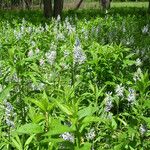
(75, 0), (83, 10)
(24, 0), (32, 10)
(100, 0), (111, 11)
(54, 0), (64, 18)
(43, 0), (52, 18)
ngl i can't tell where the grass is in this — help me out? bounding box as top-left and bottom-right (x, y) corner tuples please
(112, 2), (149, 8)
(64, 2), (149, 10)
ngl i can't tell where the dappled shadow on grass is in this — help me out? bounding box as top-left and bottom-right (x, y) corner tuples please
(0, 7), (149, 25)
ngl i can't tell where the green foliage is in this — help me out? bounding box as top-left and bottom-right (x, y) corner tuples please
(0, 8), (150, 149)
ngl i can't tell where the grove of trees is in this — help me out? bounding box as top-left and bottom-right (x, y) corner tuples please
(0, 0), (149, 18)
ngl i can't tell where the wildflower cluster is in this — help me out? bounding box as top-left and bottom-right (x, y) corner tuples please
(73, 38), (86, 65)
(60, 132), (74, 143)
(105, 92), (113, 112)
(86, 128), (96, 141)
(45, 50), (57, 65)
(139, 124), (147, 136)
(0, 11), (149, 150)
(115, 84), (124, 97)
(127, 88), (136, 105)
(3, 100), (15, 128)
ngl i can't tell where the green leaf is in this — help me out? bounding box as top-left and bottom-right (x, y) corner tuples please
(17, 123), (43, 134)
(26, 97), (46, 112)
(75, 142), (91, 150)
(24, 134), (35, 150)
(140, 116), (150, 128)
(123, 60), (135, 67)
(114, 143), (123, 150)
(44, 119), (75, 136)
(0, 85), (12, 102)
(28, 107), (44, 123)
(8, 48), (15, 59)
(111, 118), (117, 130)
(117, 117), (127, 126)
(143, 100), (150, 108)
(56, 101), (73, 116)
(82, 116), (104, 124)
(29, 63), (40, 74)
(78, 105), (97, 120)
(11, 135), (23, 150)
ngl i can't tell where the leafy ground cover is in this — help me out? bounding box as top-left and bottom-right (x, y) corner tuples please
(0, 8), (150, 149)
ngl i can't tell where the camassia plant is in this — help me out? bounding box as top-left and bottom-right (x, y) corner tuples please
(0, 12), (150, 149)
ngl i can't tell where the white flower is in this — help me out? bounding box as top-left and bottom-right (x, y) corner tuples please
(135, 58), (142, 66)
(31, 83), (45, 91)
(73, 38), (86, 65)
(115, 84), (124, 97)
(86, 128), (96, 140)
(28, 50), (34, 57)
(39, 59), (45, 66)
(127, 88), (136, 104)
(31, 41), (36, 47)
(57, 32), (65, 41)
(35, 48), (40, 54)
(64, 50), (70, 58)
(105, 92), (113, 112)
(45, 51), (57, 65)
(60, 132), (74, 143)
(4, 100), (15, 128)
(20, 26), (25, 33)
(139, 124), (147, 136)
(14, 30), (22, 40)
(142, 25), (148, 34)
(27, 27), (32, 33)
(122, 26), (126, 33)
(66, 22), (75, 35)
(133, 68), (142, 82)
(57, 15), (61, 22)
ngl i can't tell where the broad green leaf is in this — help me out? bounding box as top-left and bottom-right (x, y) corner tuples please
(24, 134), (35, 150)
(44, 119), (75, 136)
(78, 105), (97, 120)
(28, 107), (44, 123)
(123, 60), (135, 67)
(111, 118), (117, 129)
(26, 98), (46, 112)
(82, 116), (104, 124)
(11, 135), (23, 150)
(143, 100), (150, 108)
(56, 101), (73, 116)
(17, 123), (43, 134)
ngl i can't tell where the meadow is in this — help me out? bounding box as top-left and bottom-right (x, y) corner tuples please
(0, 5), (150, 150)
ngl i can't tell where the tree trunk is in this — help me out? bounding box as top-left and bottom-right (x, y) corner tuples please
(54, 0), (64, 18)
(100, 0), (111, 11)
(75, 0), (83, 10)
(24, 0), (32, 10)
(43, 0), (52, 18)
